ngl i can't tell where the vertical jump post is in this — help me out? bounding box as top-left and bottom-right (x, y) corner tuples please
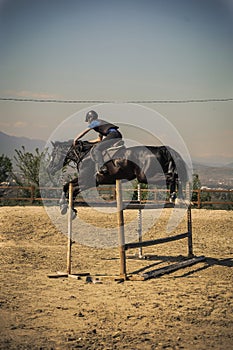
(187, 204), (194, 258)
(137, 183), (143, 258)
(67, 182), (73, 274)
(116, 179), (127, 279)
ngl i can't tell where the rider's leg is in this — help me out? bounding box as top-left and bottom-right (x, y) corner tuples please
(94, 146), (107, 173)
(94, 133), (121, 174)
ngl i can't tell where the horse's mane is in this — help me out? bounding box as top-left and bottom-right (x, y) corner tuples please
(52, 140), (72, 148)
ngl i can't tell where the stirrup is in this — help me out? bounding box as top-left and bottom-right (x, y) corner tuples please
(99, 165), (108, 174)
(96, 165), (108, 175)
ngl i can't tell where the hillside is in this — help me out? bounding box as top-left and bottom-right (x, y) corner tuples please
(0, 131), (45, 160)
(226, 162), (233, 168)
(193, 162), (233, 188)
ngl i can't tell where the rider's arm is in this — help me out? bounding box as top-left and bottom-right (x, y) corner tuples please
(73, 129), (102, 145)
(89, 135), (102, 143)
(73, 128), (91, 145)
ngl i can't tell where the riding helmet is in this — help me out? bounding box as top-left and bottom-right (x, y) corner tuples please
(85, 110), (98, 122)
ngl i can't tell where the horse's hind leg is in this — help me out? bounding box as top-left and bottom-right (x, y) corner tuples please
(168, 176), (178, 203)
(59, 192), (68, 214)
(71, 187), (79, 219)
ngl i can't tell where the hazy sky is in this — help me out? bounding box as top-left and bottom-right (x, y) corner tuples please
(0, 0), (233, 164)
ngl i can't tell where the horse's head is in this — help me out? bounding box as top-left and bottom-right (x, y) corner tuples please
(46, 140), (94, 176)
(64, 140), (94, 165)
(46, 140), (72, 175)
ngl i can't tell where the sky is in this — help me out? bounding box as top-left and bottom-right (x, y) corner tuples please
(0, 0), (233, 164)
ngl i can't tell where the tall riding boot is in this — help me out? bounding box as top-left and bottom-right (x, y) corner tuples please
(94, 149), (108, 174)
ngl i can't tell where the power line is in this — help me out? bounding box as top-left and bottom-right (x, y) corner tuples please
(0, 97), (233, 104)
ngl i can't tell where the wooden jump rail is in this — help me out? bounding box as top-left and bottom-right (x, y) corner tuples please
(49, 180), (205, 282)
(125, 232), (190, 250)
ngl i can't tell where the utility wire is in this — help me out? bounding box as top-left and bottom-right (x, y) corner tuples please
(0, 97), (233, 104)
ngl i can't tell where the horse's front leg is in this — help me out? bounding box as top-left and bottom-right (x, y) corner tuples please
(70, 187), (79, 219)
(70, 178), (81, 219)
(59, 179), (80, 217)
(59, 183), (69, 215)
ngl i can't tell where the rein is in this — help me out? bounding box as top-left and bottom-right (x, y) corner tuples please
(65, 141), (94, 168)
(72, 147), (82, 163)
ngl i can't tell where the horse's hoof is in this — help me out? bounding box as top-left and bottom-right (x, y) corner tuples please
(169, 192), (177, 203)
(72, 209), (77, 220)
(60, 204), (68, 215)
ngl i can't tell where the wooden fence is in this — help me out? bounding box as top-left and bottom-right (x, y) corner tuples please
(192, 188), (233, 209)
(0, 185), (233, 208)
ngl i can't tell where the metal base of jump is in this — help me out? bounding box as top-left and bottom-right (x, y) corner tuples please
(48, 180), (205, 282)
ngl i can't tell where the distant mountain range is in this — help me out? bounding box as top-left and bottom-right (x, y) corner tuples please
(1, 131), (232, 188)
(0, 131), (46, 160)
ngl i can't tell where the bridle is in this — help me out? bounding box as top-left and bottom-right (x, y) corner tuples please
(65, 141), (93, 168)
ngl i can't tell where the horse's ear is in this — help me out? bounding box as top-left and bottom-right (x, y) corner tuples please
(51, 141), (55, 147)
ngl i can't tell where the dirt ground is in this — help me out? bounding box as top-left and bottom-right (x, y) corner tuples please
(0, 206), (233, 350)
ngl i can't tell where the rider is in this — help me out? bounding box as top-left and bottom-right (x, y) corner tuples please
(73, 110), (122, 174)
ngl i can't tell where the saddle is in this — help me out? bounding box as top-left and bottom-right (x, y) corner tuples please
(90, 140), (126, 169)
(104, 140), (125, 160)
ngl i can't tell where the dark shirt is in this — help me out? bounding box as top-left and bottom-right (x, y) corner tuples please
(88, 119), (119, 136)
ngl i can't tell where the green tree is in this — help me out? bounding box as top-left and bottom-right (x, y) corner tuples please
(13, 146), (46, 187)
(191, 173), (201, 203)
(0, 154), (13, 183)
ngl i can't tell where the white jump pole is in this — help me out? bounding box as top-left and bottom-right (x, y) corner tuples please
(137, 183), (143, 258)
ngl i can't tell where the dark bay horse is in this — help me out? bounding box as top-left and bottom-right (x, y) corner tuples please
(46, 140), (188, 215)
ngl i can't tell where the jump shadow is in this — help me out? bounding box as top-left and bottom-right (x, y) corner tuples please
(127, 255), (233, 278)
(177, 257), (233, 278)
(127, 254), (196, 276)
(102, 255), (232, 278)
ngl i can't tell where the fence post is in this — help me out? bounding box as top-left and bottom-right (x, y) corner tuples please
(197, 189), (201, 209)
(113, 186), (116, 201)
(31, 186), (35, 204)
